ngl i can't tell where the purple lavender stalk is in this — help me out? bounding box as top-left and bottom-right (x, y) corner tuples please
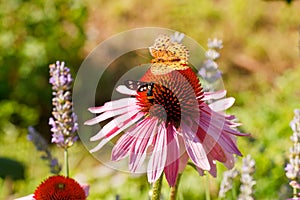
(27, 126), (61, 174)
(238, 154), (256, 200)
(286, 109), (300, 199)
(49, 61), (78, 149)
(198, 38), (223, 91)
(218, 168), (239, 198)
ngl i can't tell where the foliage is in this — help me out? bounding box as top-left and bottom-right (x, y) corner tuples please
(231, 67), (300, 199)
(0, 0), (87, 138)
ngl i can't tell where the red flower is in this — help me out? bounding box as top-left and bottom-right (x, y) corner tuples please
(33, 175), (86, 200)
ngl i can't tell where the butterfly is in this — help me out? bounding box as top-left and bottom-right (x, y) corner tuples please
(124, 80), (155, 97)
(124, 34), (189, 97)
(148, 34), (190, 74)
(149, 34), (189, 61)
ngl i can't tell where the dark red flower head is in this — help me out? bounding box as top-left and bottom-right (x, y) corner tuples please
(34, 175), (86, 200)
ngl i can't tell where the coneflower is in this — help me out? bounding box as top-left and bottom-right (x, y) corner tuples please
(85, 34), (248, 189)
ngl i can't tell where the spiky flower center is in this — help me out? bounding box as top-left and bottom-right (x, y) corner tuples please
(33, 175), (86, 200)
(137, 68), (203, 128)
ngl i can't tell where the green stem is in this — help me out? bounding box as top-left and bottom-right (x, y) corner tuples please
(231, 180), (237, 199)
(188, 162), (211, 200)
(170, 173), (182, 200)
(64, 148), (69, 177)
(205, 173), (211, 200)
(293, 187), (298, 198)
(151, 175), (163, 200)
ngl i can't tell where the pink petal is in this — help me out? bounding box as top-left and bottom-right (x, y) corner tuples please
(89, 112), (144, 153)
(208, 161), (217, 177)
(202, 90), (226, 101)
(208, 97), (235, 112)
(223, 124), (247, 136)
(87, 98), (137, 114)
(201, 104), (248, 137)
(90, 110), (142, 141)
(196, 104), (245, 156)
(178, 152), (189, 173)
(197, 155), (217, 177)
(80, 184), (90, 197)
(207, 156), (217, 177)
(181, 122), (210, 170)
(116, 85), (138, 96)
(147, 123), (167, 183)
(224, 150), (236, 169)
(200, 121), (241, 156)
(112, 133), (135, 161)
(220, 133), (242, 156)
(14, 194), (35, 200)
(202, 135), (226, 163)
(197, 167), (204, 176)
(129, 119), (158, 172)
(164, 125), (180, 187)
(85, 105), (138, 125)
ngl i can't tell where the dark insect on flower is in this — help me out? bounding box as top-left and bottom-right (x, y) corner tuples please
(124, 80), (155, 97)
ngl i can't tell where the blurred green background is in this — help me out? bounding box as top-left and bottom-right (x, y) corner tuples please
(0, 0), (299, 199)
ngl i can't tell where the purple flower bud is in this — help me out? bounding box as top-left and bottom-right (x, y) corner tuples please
(198, 38), (223, 91)
(205, 49), (220, 60)
(207, 38), (223, 49)
(170, 31), (185, 43)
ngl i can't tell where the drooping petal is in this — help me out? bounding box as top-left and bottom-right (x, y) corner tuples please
(112, 133), (135, 161)
(202, 134), (227, 163)
(219, 132), (242, 156)
(89, 112), (144, 153)
(200, 103), (247, 137)
(224, 151), (235, 169)
(196, 104), (246, 156)
(198, 118), (241, 156)
(178, 152), (189, 173)
(147, 123), (167, 184)
(208, 159), (217, 177)
(164, 125), (180, 187)
(129, 118), (158, 172)
(181, 122), (210, 170)
(90, 110), (143, 141)
(196, 155), (217, 177)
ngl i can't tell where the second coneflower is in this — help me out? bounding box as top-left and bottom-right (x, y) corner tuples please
(33, 175), (87, 200)
(85, 34), (248, 187)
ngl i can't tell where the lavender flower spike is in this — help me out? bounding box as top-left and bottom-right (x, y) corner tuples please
(49, 61), (78, 149)
(238, 154), (256, 200)
(218, 168), (239, 198)
(286, 109), (300, 198)
(198, 38), (223, 90)
(27, 126), (61, 174)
